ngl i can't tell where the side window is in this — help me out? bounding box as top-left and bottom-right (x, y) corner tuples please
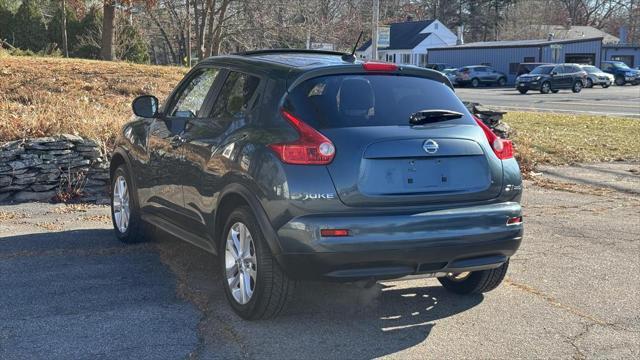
(171, 69), (219, 118)
(210, 72), (261, 121)
(552, 65), (563, 74)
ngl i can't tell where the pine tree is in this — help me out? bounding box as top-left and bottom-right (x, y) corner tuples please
(13, 0), (47, 51)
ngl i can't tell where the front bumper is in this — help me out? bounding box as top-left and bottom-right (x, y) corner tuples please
(516, 81), (540, 90)
(275, 202), (523, 281)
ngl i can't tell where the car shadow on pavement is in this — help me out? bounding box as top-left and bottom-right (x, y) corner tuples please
(154, 231), (485, 359)
(0, 229), (201, 360)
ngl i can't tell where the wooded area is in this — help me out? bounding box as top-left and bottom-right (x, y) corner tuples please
(0, 0), (638, 65)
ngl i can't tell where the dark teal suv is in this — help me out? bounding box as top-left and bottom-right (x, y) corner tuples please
(110, 50), (523, 320)
(601, 61), (640, 86)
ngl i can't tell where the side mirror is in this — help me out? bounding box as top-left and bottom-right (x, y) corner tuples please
(550, 71), (557, 76)
(132, 95), (159, 118)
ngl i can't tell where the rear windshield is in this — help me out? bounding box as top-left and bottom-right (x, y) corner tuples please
(284, 75), (470, 129)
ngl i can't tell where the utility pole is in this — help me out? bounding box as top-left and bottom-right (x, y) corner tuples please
(371, 0), (379, 60)
(61, 0), (68, 57)
(186, 0), (192, 67)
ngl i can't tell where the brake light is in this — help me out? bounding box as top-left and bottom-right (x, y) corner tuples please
(474, 116), (513, 160)
(320, 229), (350, 237)
(362, 61), (398, 72)
(507, 216), (523, 225)
(268, 110), (335, 165)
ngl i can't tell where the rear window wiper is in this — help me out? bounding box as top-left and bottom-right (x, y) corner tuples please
(409, 109), (463, 125)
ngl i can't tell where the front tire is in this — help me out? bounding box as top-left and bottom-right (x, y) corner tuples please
(111, 165), (146, 243)
(471, 78), (480, 88)
(497, 77), (506, 86)
(438, 260), (509, 294)
(220, 206), (295, 320)
(540, 81), (551, 94)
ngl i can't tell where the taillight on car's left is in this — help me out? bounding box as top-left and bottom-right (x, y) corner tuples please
(268, 110), (336, 165)
(474, 116), (514, 160)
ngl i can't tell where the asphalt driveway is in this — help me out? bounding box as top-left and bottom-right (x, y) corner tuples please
(456, 85), (640, 117)
(1, 162), (638, 359)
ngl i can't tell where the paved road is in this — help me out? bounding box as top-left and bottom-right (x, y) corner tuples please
(1, 162), (639, 359)
(456, 84), (640, 118)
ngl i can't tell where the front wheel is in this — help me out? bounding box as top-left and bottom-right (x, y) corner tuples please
(540, 81), (551, 94)
(111, 165), (147, 243)
(471, 78), (480, 88)
(585, 78), (593, 88)
(438, 260), (509, 294)
(572, 81), (582, 93)
(497, 77), (506, 86)
(220, 206), (295, 320)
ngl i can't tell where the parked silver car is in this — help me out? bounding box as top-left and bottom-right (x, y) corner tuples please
(442, 68), (458, 85)
(455, 66), (508, 87)
(580, 65), (613, 88)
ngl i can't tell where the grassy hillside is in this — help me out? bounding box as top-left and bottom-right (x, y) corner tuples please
(1, 54), (638, 168)
(0, 54), (186, 149)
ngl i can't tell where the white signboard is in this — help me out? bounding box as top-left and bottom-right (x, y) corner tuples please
(311, 42), (335, 51)
(550, 44), (563, 49)
(377, 26), (390, 48)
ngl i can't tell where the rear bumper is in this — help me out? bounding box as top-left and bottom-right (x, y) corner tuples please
(275, 202), (523, 281)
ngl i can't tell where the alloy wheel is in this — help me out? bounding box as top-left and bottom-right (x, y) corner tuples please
(541, 82), (551, 94)
(112, 175), (130, 233)
(225, 222), (258, 305)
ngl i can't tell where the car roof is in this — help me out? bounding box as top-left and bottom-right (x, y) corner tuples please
(200, 49), (357, 70)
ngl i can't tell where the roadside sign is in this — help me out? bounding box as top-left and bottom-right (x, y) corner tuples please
(377, 26), (390, 48)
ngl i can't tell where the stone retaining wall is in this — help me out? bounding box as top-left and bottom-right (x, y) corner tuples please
(0, 135), (110, 204)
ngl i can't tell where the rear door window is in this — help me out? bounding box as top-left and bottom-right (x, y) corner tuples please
(284, 75), (471, 129)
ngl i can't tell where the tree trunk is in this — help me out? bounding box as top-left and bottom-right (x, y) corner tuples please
(61, 0), (68, 57)
(186, 0), (192, 66)
(101, 1), (115, 61)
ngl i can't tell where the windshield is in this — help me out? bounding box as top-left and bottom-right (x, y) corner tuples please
(583, 66), (599, 73)
(530, 66), (554, 75)
(285, 74), (472, 129)
(612, 62), (631, 70)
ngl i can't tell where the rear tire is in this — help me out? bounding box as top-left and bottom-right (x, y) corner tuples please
(497, 77), (506, 86)
(572, 81), (582, 93)
(220, 206), (295, 320)
(111, 165), (147, 243)
(438, 260), (509, 294)
(471, 78), (480, 88)
(518, 89), (528, 94)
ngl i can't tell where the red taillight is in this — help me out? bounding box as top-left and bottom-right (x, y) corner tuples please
(268, 110), (335, 165)
(320, 229), (350, 237)
(507, 216), (523, 225)
(362, 61), (398, 72)
(473, 116), (513, 160)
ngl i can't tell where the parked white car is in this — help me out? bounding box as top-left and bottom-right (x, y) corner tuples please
(580, 65), (614, 88)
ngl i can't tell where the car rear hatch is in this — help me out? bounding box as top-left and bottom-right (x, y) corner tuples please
(283, 71), (503, 207)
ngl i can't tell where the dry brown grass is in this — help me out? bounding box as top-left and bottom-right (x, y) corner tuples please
(0, 55), (186, 149)
(505, 112), (640, 171)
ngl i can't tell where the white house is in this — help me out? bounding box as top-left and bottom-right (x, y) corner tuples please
(356, 19), (457, 66)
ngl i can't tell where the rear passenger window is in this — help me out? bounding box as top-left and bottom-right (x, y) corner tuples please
(285, 75), (471, 129)
(211, 72), (260, 120)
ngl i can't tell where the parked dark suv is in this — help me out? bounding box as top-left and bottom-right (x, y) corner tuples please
(110, 50), (523, 320)
(455, 65), (508, 87)
(515, 63), (587, 94)
(600, 61), (640, 86)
